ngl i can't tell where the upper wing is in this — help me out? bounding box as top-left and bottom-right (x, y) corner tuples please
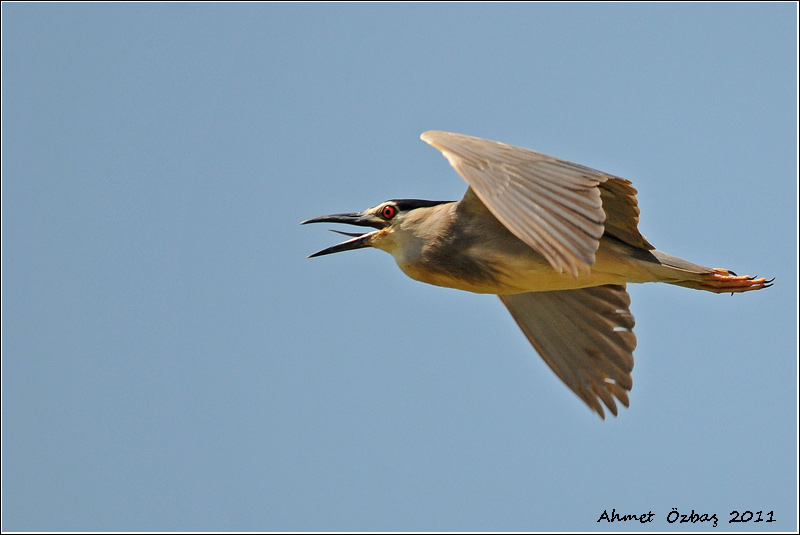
(498, 284), (636, 419)
(421, 131), (652, 278)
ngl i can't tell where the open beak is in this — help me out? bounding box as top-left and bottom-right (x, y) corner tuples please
(300, 211), (385, 258)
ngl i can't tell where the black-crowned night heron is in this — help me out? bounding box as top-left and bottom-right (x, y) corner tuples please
(302, 131), (771, 419)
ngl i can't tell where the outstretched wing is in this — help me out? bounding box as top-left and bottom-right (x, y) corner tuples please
(499, 284), (636, 419)
(421, 131), (652, 278)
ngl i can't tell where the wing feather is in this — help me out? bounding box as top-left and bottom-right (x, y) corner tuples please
(421, 131), (653, 277)
(499, 284), (636, 419)
(599, 179), (654, 250)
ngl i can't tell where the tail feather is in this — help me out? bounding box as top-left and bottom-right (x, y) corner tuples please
(649, 250), (773, 294)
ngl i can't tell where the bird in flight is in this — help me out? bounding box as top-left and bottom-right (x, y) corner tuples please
(302, 131), (771, 418)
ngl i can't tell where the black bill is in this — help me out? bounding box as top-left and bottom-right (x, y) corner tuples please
(301, 211), (385, 258)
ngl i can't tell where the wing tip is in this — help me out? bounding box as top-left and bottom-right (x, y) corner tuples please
(420, 130), (450, 147)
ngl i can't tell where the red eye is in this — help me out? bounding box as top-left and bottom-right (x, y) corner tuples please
(382, 205), (397, 219)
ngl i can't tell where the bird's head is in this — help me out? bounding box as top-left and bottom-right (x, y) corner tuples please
(301, 199), (452, 258)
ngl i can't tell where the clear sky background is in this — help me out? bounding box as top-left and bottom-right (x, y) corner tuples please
(2, 3), (797, 532)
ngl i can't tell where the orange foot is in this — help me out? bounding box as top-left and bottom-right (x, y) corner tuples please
(695, 268), (774, 294)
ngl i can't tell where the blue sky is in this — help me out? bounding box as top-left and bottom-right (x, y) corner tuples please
(2, 3), (796, 532)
